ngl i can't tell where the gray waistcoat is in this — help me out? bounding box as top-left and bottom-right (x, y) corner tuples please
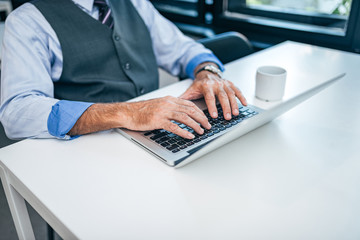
(32, 0), (159, 102)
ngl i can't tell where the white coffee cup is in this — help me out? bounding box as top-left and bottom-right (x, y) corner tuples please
(255, 66), (287, 102)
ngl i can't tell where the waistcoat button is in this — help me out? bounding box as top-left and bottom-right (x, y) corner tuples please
(125, 62), (131, 70)
(114, 35), (120, 41)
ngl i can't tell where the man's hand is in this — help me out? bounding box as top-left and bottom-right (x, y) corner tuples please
(180, 64), (247, 120)
(122, 96), (211, 139)
(68, 96), (211, 139)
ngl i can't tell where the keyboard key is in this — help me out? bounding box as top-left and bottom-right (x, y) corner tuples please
(156, 137), (168, 144)
(168, 133), (177, 138)
(150, 132), (167, 140)
(193, 133), (201, 138)
(218, 126), (226, 131)
(144, 131), (152, 136)
(174, 136), (183, 142)
(236, 118), (243, 123)
(178, 141), (186, 145)
(159, 137), (169, 142)
(166, 144), (179, 151)
(206, 132), (214, 137)
(239, 107), (248, 112)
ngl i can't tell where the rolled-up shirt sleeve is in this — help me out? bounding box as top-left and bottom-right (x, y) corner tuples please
(47, 100), (93, 139)
(0, 5), (90, 140)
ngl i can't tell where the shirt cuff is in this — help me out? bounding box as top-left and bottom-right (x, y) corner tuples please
(185, 52), (225, 80)
(47, 100), (93, 139)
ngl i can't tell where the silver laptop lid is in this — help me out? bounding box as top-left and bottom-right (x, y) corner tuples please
(175, 73), (345, 168)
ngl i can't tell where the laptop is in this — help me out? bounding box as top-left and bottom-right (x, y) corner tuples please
(116, 73), (345, 168)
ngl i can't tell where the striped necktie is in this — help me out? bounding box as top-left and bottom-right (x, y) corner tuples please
(94, 0), (114, 29)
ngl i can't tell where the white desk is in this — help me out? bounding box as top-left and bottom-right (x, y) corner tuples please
(1, 41), (360, 239)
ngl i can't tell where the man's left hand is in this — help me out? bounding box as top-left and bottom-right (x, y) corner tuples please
(180, 69), (247, 120)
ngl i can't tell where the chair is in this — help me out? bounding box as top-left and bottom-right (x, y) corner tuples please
(171, 31), (254, 81)
(10, 0), (29, 10)
(0, 123), (17, 148)
(197, 31), (254, 64)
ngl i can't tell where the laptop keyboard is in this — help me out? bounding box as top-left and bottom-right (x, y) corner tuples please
(143, 104), (258, 153)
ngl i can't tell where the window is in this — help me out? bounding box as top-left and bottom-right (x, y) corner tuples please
(244, 0), (351, 16)
(225, 0), (353, 35)
(212, 0), (360, 52)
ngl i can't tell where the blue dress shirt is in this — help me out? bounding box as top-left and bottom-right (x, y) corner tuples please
(0, 0), (224, 139)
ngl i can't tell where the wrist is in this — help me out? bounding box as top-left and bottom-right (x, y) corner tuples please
(80, 103), (127, 130)
(112, 103), (131, 129)
(67, 102), (130, 136)
(194, 62), (223, 79)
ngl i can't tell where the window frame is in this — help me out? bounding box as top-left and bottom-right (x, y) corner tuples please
(212, 0), (360, 52)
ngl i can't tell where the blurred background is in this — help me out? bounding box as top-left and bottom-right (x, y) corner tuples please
(150, 0), (359, 53)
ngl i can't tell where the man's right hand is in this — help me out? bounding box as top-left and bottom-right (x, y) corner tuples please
(121, 96), (211, 139)
(68, 96), (211, 139)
